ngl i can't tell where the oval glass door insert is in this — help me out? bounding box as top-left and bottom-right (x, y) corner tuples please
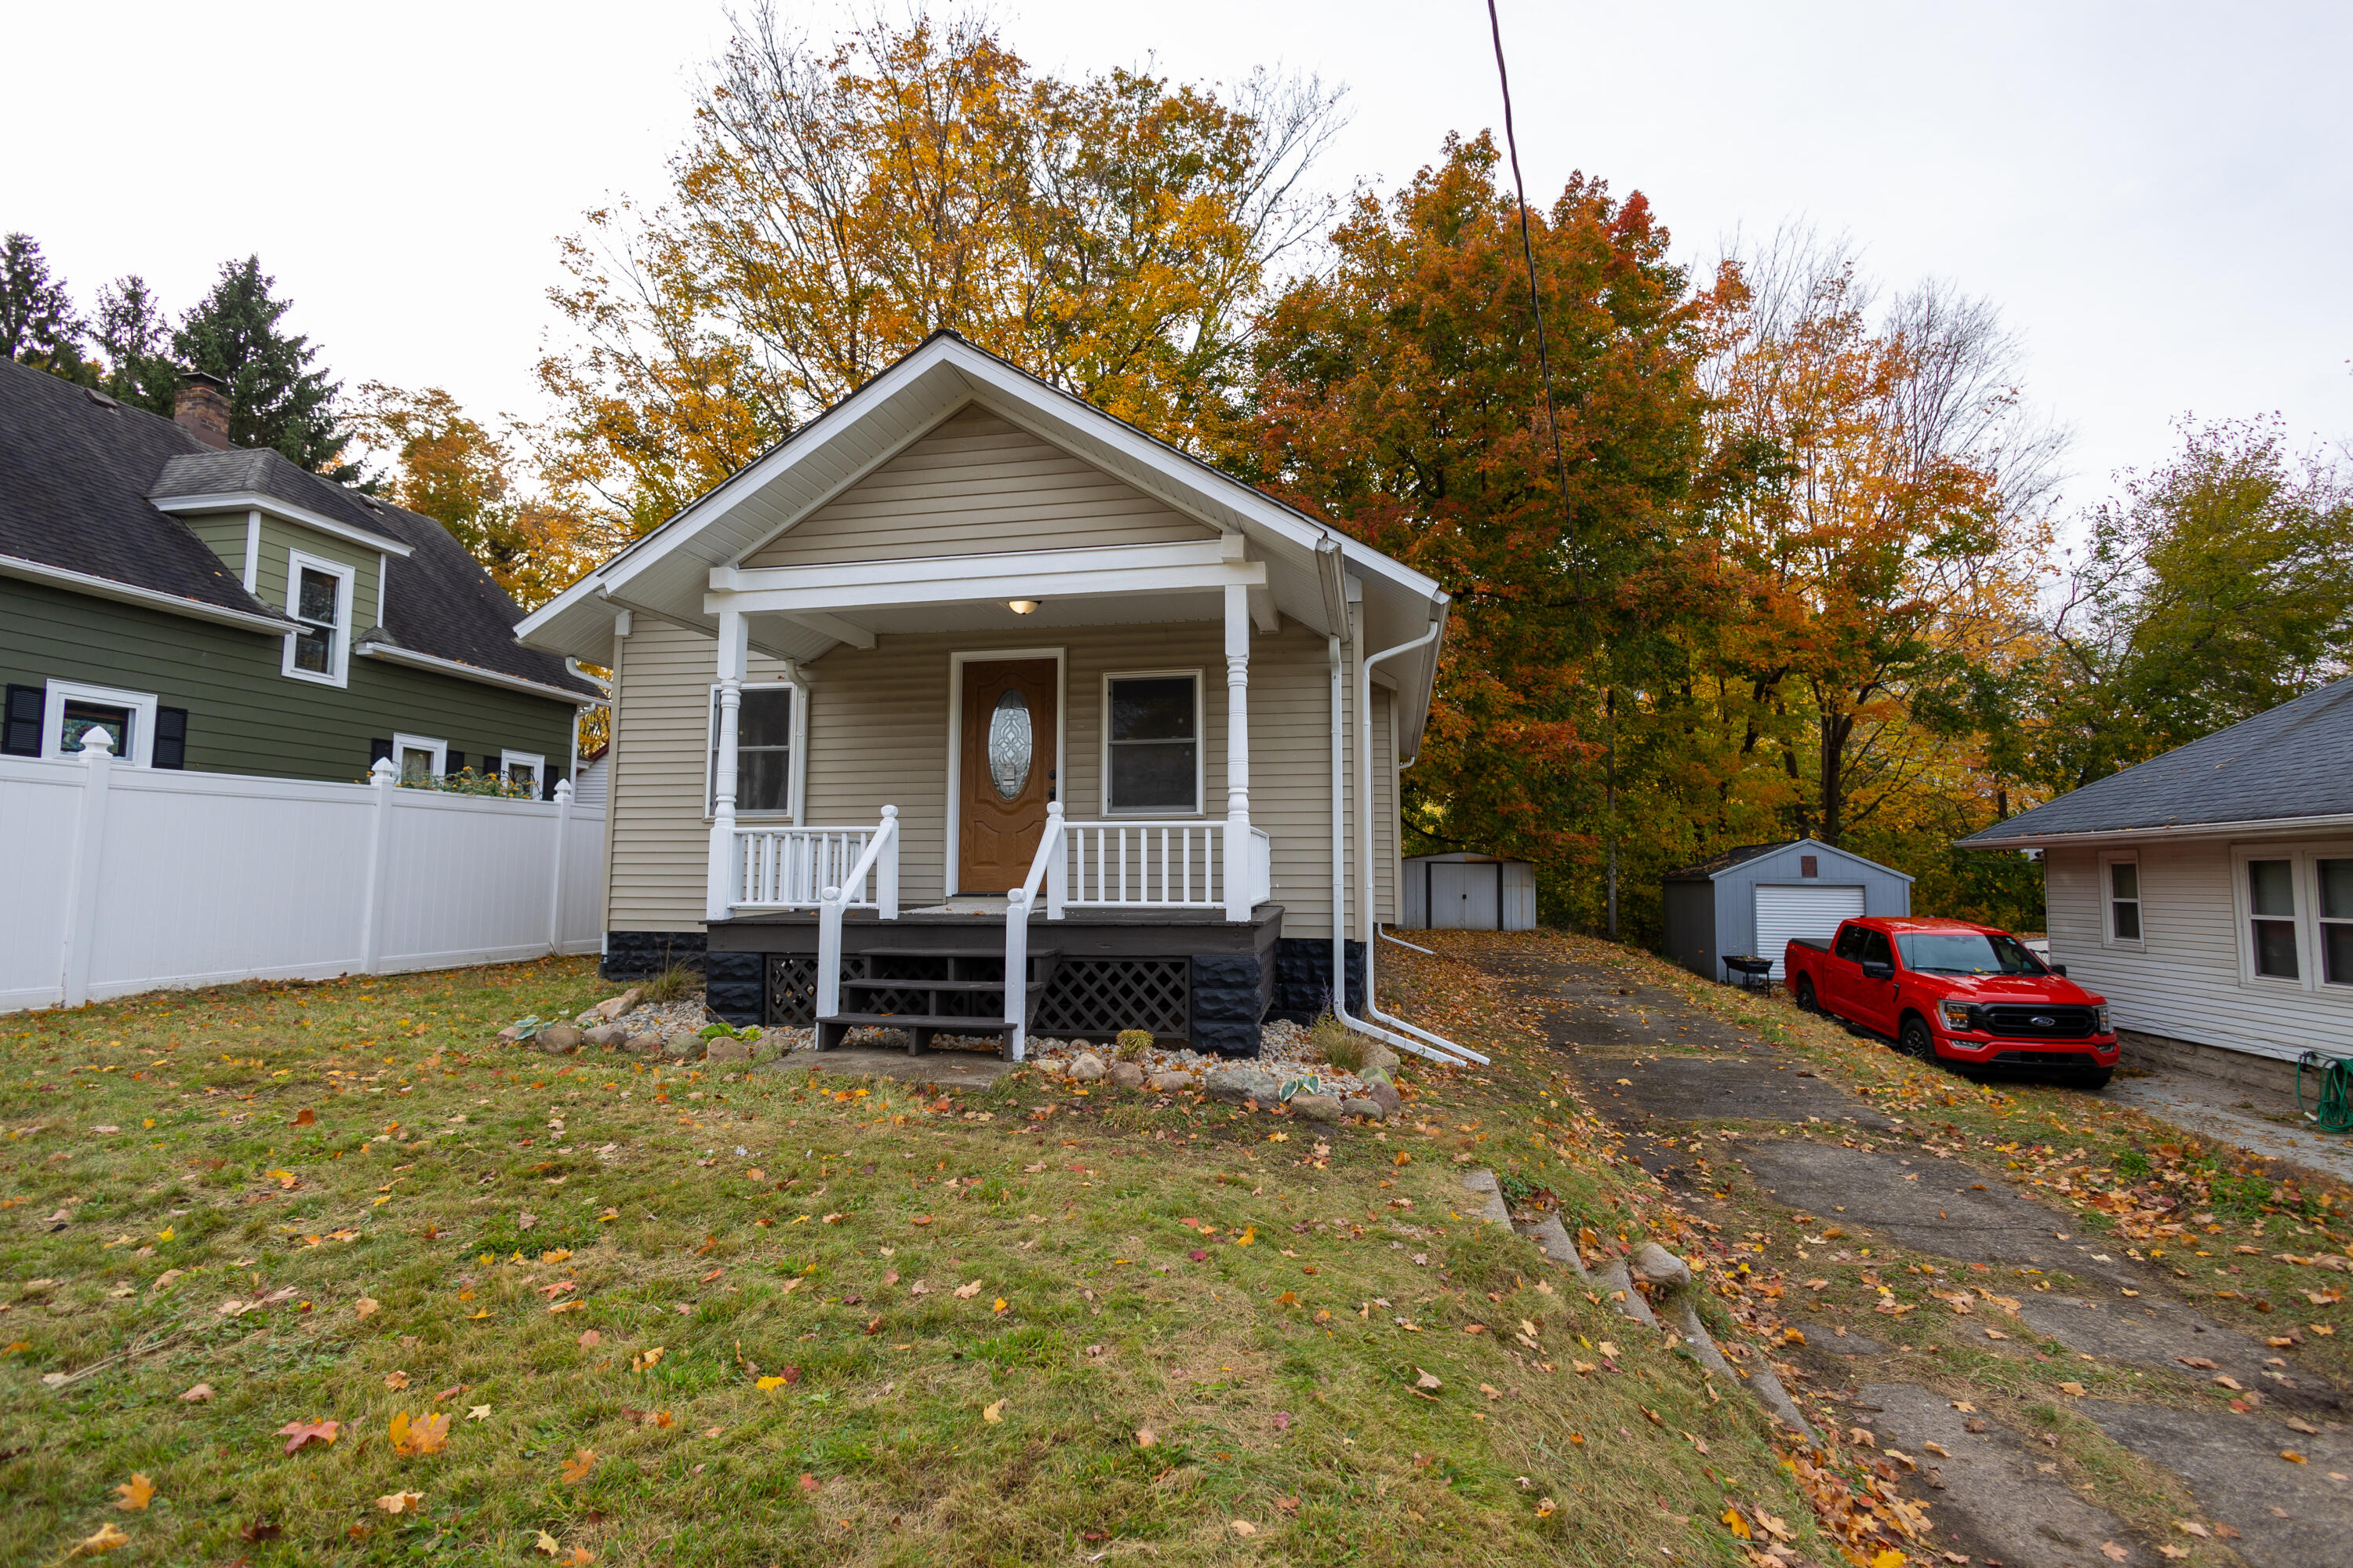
(987, 689), (1032, 799)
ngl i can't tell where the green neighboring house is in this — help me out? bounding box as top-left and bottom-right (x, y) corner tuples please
(0, 359), (602, 788)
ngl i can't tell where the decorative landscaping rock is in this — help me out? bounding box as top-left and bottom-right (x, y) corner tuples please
(1205, 1067), (1280, 1107)
(1107, 1061), (1146, 1090)
(1630, 1242), (1692, 1290)
(535, 1024), (584, 1054)
(662, 1032), (706, 1062)
(623, 1033), (664, 1057)
(496, 1025), (524, 1046)
(583, 1023), (628, 1050)
(1144, 1070), (1192, 1093)
(1288, 1092), (1344, 1122)
(705, 1037), (752, 1065)
(1340, 1096), (1385, 1121)
(1361, 1040), (1401, 1075)
(1362, 1080), (1402, 1119)
(1066, 1052), (1107, 1082)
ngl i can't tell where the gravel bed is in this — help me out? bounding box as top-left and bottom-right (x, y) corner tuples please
(609, 998), (722, 1038)
(780, 1015), (1372, 1093)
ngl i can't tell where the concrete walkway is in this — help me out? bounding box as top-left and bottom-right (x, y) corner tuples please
(2106, 1068), (2353, 1185)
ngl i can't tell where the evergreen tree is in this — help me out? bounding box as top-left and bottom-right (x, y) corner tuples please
(173, 256), (351, 478)
(1, 232), (96, 383)
(92, 275), (180, 416)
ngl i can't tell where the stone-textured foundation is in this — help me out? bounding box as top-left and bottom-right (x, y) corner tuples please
(1190, 951), (1271, 1058)
(1269, 937), (1366, 1023)
(704, 952), (763, 1027)
(2117, 1028), (2299, 1106)
(601, 930), (707, 982)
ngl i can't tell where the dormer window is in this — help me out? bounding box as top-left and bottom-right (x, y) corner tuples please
(284, 551), (354, 686)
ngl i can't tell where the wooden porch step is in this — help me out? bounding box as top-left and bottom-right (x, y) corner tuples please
(841, 977), (1047, 995)
(848, 945), (1060, 959)
(813, 1012), (1018, 1058)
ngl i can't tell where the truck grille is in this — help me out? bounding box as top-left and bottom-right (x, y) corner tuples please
(1982, 1005), (2097, 1039)
(1991, 1049), (2098, 1066)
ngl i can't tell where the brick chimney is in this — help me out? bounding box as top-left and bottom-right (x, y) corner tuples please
(173, 372), (233, 450)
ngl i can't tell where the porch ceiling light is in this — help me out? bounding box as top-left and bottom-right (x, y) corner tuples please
(1006, 598), (1041, 615)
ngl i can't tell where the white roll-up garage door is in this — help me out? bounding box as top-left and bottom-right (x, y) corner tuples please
(1753, 885), (1865, 977)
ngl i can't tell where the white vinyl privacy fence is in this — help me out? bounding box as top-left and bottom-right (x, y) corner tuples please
(0, 740), (604, 1013)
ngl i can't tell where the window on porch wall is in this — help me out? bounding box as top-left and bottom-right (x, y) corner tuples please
(1105, 674), (1198, 813)
(709, 686), (793, 814)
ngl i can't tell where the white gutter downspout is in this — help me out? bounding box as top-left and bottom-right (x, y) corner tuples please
(1329, 628), (1483, 1066)
(1358, 617), (1484, 1064)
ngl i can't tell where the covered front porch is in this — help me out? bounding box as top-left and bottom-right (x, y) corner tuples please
(697, 537), (1289, 1060)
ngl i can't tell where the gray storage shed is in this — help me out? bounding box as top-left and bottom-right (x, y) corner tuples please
(1401, 853), (1539, 930)
(1661, 839), (1912, 983)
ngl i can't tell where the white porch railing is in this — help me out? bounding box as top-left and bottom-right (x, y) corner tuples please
(1051, 817), (1271, 911)
(733, 809), (900, 913)
(813, 807), (903, 1024)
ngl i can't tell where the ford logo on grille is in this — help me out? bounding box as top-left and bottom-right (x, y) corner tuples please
(2031, 1014), (2057, 1028)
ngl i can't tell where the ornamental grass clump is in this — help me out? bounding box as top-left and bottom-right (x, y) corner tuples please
(1311, 1013), (1368, 1073)
(1114, 1029), (1153, 1062)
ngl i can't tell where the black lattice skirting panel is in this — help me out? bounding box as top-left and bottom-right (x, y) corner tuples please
(1035, 959), (1189, 1039)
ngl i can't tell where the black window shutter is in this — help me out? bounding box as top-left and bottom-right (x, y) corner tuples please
(369, 737), (393, 768)
(153, 707), (189, 769)
(544, 769), (562, 801)
(447, 750), (465, 776)
(2, 685), (41, 756)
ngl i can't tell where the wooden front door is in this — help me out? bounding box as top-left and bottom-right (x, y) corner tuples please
(957, 659), (1058, 893)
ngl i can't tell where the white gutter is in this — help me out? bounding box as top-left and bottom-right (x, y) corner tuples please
(151, 491), (415, 556)
(355, 640), (603, 707)
(0, 552), (298, 635)
(1329, 632), (1482, 1067)
(1965, 813), (2353, 849)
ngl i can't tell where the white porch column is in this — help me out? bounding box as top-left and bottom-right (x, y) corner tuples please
(1222, 581), (1253, 922)
(704, 607), (748, 923)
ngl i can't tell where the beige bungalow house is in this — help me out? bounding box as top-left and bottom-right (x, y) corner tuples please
(515, 333), (1473, 1065)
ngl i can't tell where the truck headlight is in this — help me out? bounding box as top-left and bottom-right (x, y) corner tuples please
(1937, 1000), (1977, 1032)
(2095, 1005), (2111, 1035)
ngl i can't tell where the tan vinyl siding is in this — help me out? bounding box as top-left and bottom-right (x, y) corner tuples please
(605, 617), (1370, 937)
(606, 617), (798, 931)
(741, 406), (1217, 568)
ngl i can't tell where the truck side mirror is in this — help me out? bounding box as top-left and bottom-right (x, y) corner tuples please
(1860, 959), (1893, 980)
(2050, 963), (2067, 977)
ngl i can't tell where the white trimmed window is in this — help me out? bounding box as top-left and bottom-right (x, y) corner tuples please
(2100, 851), (2143, 946)
(1102, 671), (1202, 815)
(2245, 855), (2301, 981)
(284, 550), (355, 687)
(2317, 858), (2353, 988)
(393, 733), (446, 783)
(42, 679), (159, 766)
(707, 682), (799, 817)
(499, 751), (547, 794)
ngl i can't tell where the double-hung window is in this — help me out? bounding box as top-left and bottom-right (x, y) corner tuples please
(1104, 672), (1200, 815)
(2318, 859), (2353, 987)
(2102, 853), (2143, 944)
(709, 684), (795, 816)
(283, 551), (354, 686)
(2246, 857), (2300, 980)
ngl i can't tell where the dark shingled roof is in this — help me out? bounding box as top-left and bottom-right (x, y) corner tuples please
(0, 360), (282, 620)
(1961, 674), (2353, 845)
(1664, 842), (1795, 880)
(0, 358), (598, 700)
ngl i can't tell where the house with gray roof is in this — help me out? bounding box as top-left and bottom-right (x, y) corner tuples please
(1960, 675), (2353, 1093)
(1, 358), (602, 791)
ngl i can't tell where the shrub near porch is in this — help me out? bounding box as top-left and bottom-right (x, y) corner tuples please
(2, 958), (1823, 1565)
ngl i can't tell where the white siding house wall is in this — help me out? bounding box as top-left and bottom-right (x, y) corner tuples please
(0, 752), (606, 1013)
(2045, 838), (2353, 1064)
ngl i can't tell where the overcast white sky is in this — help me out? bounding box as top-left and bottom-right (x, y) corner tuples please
(7, 1), (2347, 514)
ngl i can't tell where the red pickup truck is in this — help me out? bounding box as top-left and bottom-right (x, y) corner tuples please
(1784, 916), (2119, 1087)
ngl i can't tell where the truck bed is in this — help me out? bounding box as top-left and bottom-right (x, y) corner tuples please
(1788, 937), (1831, 953)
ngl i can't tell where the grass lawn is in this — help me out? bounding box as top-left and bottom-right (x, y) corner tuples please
(1, 954), (1836, 1566)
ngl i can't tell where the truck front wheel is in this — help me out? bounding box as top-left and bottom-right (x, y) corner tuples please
(1898, 1014), (1937, 1062)
(1794, 976), (1818, 1013)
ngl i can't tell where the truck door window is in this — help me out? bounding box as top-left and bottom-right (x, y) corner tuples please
(1833, 925), (1866, 962)
(1860, 930), (1893, 970)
